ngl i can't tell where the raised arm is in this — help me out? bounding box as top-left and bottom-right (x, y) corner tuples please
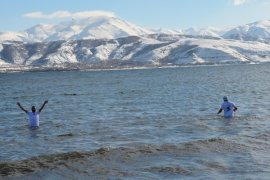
(17, 102), (28, 113)
(39, 100), (48, 113)
(217, 108), (222, 115)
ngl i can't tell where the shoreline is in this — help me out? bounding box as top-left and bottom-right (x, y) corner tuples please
(0, 61), (264, 74)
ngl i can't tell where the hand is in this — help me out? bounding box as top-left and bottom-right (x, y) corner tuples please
(44, 100), (48, 104)
(17, 102), (20, 106)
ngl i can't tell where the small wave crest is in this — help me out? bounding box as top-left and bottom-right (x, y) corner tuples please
(145, 166), (191, 175)
(0, 138), (247, 177)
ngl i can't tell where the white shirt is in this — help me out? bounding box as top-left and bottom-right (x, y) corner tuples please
(220, 101), (236, 118)
(27, 112), (40, 127)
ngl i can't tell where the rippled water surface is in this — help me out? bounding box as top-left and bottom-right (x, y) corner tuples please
(1, 64), (270, 179)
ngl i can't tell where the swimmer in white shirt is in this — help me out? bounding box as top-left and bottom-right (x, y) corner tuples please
(17, 100), (48, 128)
(217, 96), (237, 118)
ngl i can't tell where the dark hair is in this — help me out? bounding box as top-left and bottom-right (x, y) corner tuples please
(31, 106), (36, 112)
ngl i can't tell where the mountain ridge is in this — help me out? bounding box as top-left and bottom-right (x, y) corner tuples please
(1, 17), (270, 43)
(0, 16), (153, 43)
(223, 20), (270, 43)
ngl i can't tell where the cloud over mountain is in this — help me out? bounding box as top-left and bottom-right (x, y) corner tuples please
(233, 0), (247, 6)
(24, 10), (116, 19)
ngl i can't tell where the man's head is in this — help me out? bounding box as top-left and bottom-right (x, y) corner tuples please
(31, 106), (36, 112)
(223, 96), (228, 101)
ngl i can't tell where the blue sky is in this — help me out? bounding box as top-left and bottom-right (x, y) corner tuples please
(1, 0), (270, 31)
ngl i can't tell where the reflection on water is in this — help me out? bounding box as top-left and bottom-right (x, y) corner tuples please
(29, 127), (40, 138)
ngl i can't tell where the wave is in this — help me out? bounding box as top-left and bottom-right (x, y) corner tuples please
(62, 93), (78, 96)
(145, 166), (192, 175)
(57, 133), (74, 137)
(0, 138), (248, 177)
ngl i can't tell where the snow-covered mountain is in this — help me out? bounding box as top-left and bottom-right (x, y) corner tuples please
(182, 27), (223, 38)
(1, 35), (270, 71)
(1, 17), (270, 71)
(223, 20), (270, 43)
(150, 27), (224, 38)
(150, 28), (183, 35)
(0, 16), (153, 43)
(0, 31), (27, 42)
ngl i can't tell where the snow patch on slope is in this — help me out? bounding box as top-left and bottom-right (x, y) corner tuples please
(44, 42), (78, 65)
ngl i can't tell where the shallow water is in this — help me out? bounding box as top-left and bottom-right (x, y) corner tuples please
(1, 64), (270, 179)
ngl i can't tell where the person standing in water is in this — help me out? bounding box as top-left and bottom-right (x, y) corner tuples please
(17, 100), (48, 128)
(217, 96), (237, 118)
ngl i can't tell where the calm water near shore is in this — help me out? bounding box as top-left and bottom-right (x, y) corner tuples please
(1, 64), (270, 179)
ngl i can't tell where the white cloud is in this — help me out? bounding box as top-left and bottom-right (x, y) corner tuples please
(24, 10), (116, 19)
(233, 0), (247, 6)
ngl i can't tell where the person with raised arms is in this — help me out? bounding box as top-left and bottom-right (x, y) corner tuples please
(17, 100), (48, 128)
(217, 96), (237, 118)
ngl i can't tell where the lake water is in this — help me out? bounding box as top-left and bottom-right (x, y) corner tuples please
(1, 64), (270, 179)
